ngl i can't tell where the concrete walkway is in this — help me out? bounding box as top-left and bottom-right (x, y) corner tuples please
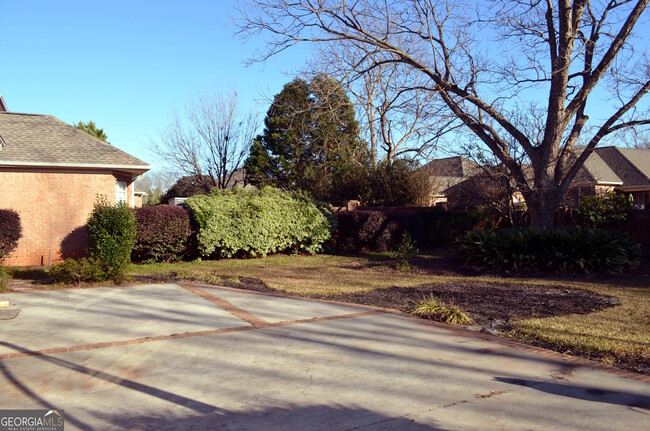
(0, 283), (648, 430)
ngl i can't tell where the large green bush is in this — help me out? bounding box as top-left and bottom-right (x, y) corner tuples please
(186, 187), (333, 258)
(458, 227), (641, 273)
(87, 196), (136, 282)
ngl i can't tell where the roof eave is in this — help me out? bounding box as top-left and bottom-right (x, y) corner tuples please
(0, 160), (151, 177)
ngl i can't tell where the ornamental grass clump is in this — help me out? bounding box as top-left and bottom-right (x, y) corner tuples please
(412, 294), (473, 325)
(186, 187), (333, 258)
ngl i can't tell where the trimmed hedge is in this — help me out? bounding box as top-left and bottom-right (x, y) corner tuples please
(335, 208), (486, 252)
(87, 196), (136, 283)
(0, 209), (22, 262)
(133, 206), (193, 263)
(186, 187), (333, 258)
(335, 211), (424, 252)
(458, 227), (641, 273)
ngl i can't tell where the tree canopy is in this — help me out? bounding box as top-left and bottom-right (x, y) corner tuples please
(238, 0), (650, 228)
(75, 120), (110, 144)
(152, 89), (257, 192)
(245, 75), (368, 204)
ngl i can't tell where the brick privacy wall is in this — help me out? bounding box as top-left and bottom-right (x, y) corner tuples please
(0, 169), (134, 266)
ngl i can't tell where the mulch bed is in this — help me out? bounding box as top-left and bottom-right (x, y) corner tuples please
(326, 282), (617, 323)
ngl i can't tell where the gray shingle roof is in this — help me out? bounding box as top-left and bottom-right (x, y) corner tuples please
(594, 147), (649, 185)
(0, 112), (149, 171)
(421, 156), (479, 177)
(580, 149), (623, 184)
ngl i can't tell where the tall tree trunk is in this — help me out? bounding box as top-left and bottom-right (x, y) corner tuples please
(526, 188), (560, 230)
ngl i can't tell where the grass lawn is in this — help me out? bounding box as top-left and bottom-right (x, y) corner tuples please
(5, 252), (649, 374)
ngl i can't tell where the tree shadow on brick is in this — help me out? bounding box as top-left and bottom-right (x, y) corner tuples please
(60, 225), (89, 260)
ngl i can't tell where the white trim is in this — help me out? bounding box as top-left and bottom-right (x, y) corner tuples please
(0, 160), (150, 171)
(574, 181), (624, 186)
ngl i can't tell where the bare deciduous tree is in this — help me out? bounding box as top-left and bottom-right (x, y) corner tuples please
(134, 170), (178, 205)
(309, 43), (460, 165)
(153, 89), (258, 191)
(236, 0), (650, 229)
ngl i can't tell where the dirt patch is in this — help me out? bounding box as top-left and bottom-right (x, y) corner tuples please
(326, 282), (616, 323)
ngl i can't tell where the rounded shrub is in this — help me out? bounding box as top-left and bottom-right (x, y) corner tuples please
(132, 206), (193, 263)
(0, 208), (22, 262)
(458, 227), (641, 274)
(87, 196), (136, 282)
(186, 187), (333, 258)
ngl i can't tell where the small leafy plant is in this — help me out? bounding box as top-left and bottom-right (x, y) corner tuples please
(412, 294), (473, 325)
(390, 232), (419, 271)
(49, 257), (106, 284)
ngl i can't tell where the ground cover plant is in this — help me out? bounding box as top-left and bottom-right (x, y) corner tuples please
(458, 227), (641, 273)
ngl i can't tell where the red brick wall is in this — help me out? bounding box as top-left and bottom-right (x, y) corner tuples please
(0, 168), (134, 266)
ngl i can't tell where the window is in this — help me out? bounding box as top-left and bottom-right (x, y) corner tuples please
(116, 181), (128, 204)
(633, 192), (648, 210)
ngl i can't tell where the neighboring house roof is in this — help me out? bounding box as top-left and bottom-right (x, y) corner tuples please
(595, 146), (650, 185)
(576, 146), (650, 188)
(0, 112), (150, 177)
(421, 156), (481, 194)
(578, 149), (623, 184)
(421, 156), (479, 178)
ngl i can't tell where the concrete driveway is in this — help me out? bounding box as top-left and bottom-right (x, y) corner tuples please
(0, 283), (648, 430)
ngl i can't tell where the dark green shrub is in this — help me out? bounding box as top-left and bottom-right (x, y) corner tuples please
(419, 208), (488, 245)
(87, 196), (136, 283)
(0, 209), (22, 262)
(335, 210), (424, 252)
(186, 187), (333, 258)
(365, 160), (432, 207)
(458, 227), (641, 273)
(50, 257), (106, 284)
(578, 191), (633, 227)
(132, 206), (193, 263)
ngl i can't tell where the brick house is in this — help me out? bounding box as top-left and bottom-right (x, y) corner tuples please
(564, 146), (650, 209)
(0, 110), (150, 266)
(419, 156), (480, 205)
(422, 147), (650, 210)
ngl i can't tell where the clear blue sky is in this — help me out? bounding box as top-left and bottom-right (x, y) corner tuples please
(1, 0), (308, 169)
(2, 1), (649, 172)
